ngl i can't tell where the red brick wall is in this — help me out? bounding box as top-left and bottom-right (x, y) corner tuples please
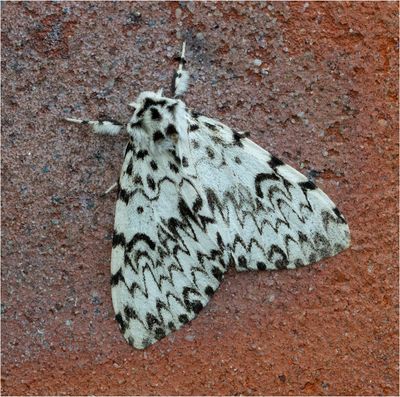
(2, 2), (398, 395)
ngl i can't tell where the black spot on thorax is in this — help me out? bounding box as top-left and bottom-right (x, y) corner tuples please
(166, 124), (178, 137)
(137, 98), (167, 118)
(153, 130), (164, 142)
(150, 107), (162, 120)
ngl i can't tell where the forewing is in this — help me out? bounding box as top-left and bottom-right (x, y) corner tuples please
(188, 114), (350, 271)
(111, 142), (228, 349)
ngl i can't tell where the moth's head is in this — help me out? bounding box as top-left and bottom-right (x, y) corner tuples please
(127, 91), (187, 151)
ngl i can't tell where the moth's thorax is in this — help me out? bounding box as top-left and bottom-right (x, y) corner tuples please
(127, 91), (188, 153)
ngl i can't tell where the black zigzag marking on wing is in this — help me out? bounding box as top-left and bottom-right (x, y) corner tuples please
(118, 176), (178, 204)
(255, 173), (281, 198)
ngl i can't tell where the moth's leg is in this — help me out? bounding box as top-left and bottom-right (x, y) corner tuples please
(171, 41), (189, 98)
(102, 182), (118, 196)
(64, 117), (123, 135)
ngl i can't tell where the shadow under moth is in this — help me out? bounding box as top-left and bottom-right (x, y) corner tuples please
(65, 42), (350, 349)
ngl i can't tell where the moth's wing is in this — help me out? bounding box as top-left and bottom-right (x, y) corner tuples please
(110, 144), (228, 349)
(188, 114), (350, 271)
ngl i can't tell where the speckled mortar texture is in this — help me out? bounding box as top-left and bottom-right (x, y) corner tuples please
(1, 1), (398, 396)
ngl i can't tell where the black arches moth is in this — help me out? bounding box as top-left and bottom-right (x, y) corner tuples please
(65, 42), (350, 349)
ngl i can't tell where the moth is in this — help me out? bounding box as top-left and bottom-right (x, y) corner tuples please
(66, 42), (350, 349)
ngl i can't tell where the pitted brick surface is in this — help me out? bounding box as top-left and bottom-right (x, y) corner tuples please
(1, 2), (398, 395)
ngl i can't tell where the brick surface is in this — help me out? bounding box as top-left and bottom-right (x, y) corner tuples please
(1, 2), (398, 395)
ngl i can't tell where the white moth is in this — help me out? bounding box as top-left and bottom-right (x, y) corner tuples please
(66, 42), (350, 349)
